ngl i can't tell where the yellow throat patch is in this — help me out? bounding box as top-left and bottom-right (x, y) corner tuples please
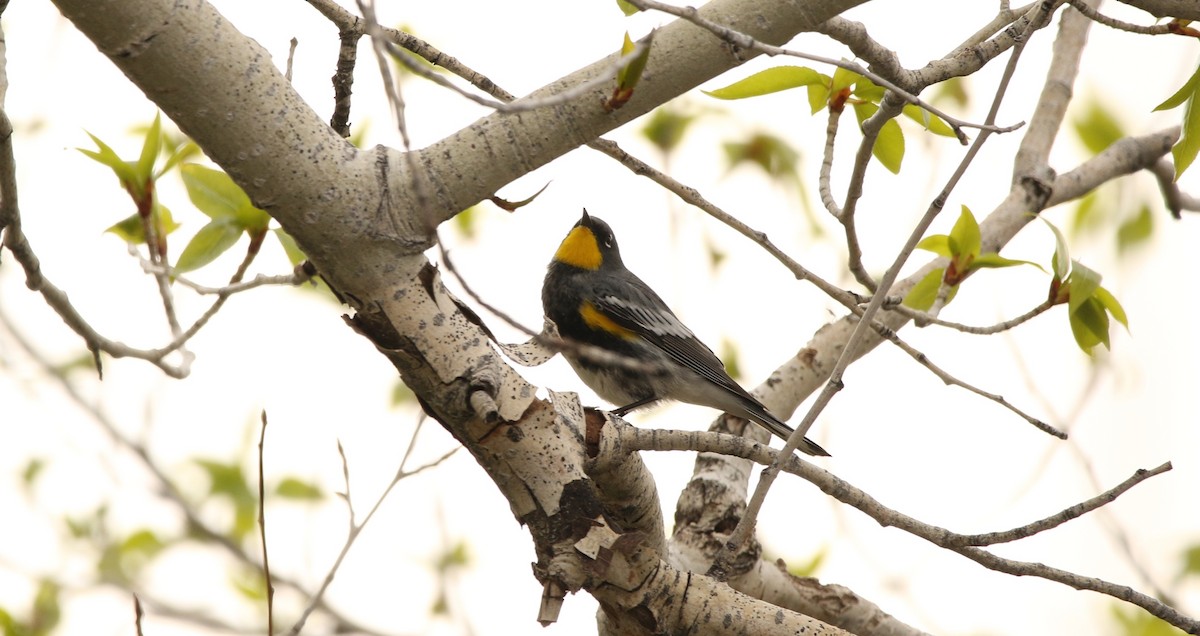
(554, 225), (603, 270)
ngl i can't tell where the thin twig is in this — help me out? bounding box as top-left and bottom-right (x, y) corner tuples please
(718, 0), (1056, 571)
(868, 320), (1065, 438)
(1150, 158), (1200, 218)
(1064, 0), (1175, 34)
(951, 2), (1037, 50)
(954, 462), (1172, 546)
(616, 423), (1194, 632)
(0, 109), (191, 377)
(585, 138), (865, 312)
(624, 0), (1018, 140)
(140, 261), (313, 295)
(257, 411), (275, 636)
(885, 298), (1056, 335)
(289, 416), (458, 635)
(135, 233), (265, 360)
(133, 594), (145, 636)
(836, 95), (902, 291)
(0, 307), (382, 635)
(285, 37), (299, 82)
(383, 38), (652, 114)
(331, 27), (359, 138)
(356, 0), (410, 150)
(817, 106), (844, 218)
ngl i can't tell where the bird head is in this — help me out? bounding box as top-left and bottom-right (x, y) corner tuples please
(552, 209), (624, 271)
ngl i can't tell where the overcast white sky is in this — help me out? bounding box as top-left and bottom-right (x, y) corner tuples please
(1, 2), (1198, 635)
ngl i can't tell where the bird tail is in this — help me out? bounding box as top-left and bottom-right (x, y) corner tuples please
(744, 405), (831, 457)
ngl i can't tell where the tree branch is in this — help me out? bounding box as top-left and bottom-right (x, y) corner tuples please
(610, 422), (1194, 632)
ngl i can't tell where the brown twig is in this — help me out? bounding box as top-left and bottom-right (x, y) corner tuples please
(257, 411), (276, 636)
(133, 594), (145, 636)
(719, 0), (1057, 571)
(617, 423), (1193, 631)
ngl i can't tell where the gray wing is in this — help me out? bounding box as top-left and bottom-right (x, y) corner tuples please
(591, 282), (754, 401)
(592, 277), (832, 457)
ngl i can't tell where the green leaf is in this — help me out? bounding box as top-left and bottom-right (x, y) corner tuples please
(195, 459), (252, 499)
(274, 229), (335, 300)
(435, 540), (471, 570)
(104, 204), (180, 245)
(274, 227), (306, 265)
(915, 234), (952, 258)
(1093, 285), (1129, 330)
(1116, 205), (1154, 254)
(850, 75), (884, 103)
(641, 107), (697, 154)
(1070, 297), (1110, 353)
(231, 566), (268, 601)
(1172, 87), (1200, 178)
(348, 120), (370, 148)
(275, 478), (323, 500)
(1153, 62), (1200, 112)
(1041, 218), (1072, 280)
(159, 140), (200, 177)
(706, 66), (825, 100)
(136, 113), (163, 183)
(902, 103), (956, 137)
(616, 0), (640, 15)
(1070, 190), (1106, 237)
(873, 117), (904, 173)
(181, 164), (268, 230)
(32, 580), (61, 635)
(78, 133), (140, 194)
(933, 77), (969, 108)
(784, 547), (826, 578)
(720, 338), (742, 380)
(1066, 260), (1101, 315)
(831, 67), (861, 95)
(854, 102), (903, 173)
(391, 379), (415, 406)
(21, 459), (45, 487)
(1155, 62), (1200, 178)
(1181, 543), (1200, 579)
(1072, 100), (1125, 155)
(902, 268), (945, 311)
(949, 205), (982, 259)
(454, 205), (479, 239)
(971, 253), (1045, 271)
(722, 132), (800, 179)
(174, 218), (242, 274)
(807, 82), (830, 114)
(705, 236), (727, 270)
(1110, 604), (1190, 636)
(107, 529), (167, 579)
(194, 459), (257, 540)
(122, 529), (166, 556)
(616, 31), (652, 92)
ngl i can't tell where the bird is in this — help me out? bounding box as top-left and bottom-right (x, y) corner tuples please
(541, 210), (829, 457)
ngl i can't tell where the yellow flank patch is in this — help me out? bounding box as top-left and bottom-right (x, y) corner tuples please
(554, 226), (603, 270)
(580, 301), (636, 339)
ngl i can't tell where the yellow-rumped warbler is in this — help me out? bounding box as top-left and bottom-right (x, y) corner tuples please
(542, 210), (829, 457)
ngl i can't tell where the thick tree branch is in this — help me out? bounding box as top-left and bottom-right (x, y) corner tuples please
(1115, 0), (1200, 19)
